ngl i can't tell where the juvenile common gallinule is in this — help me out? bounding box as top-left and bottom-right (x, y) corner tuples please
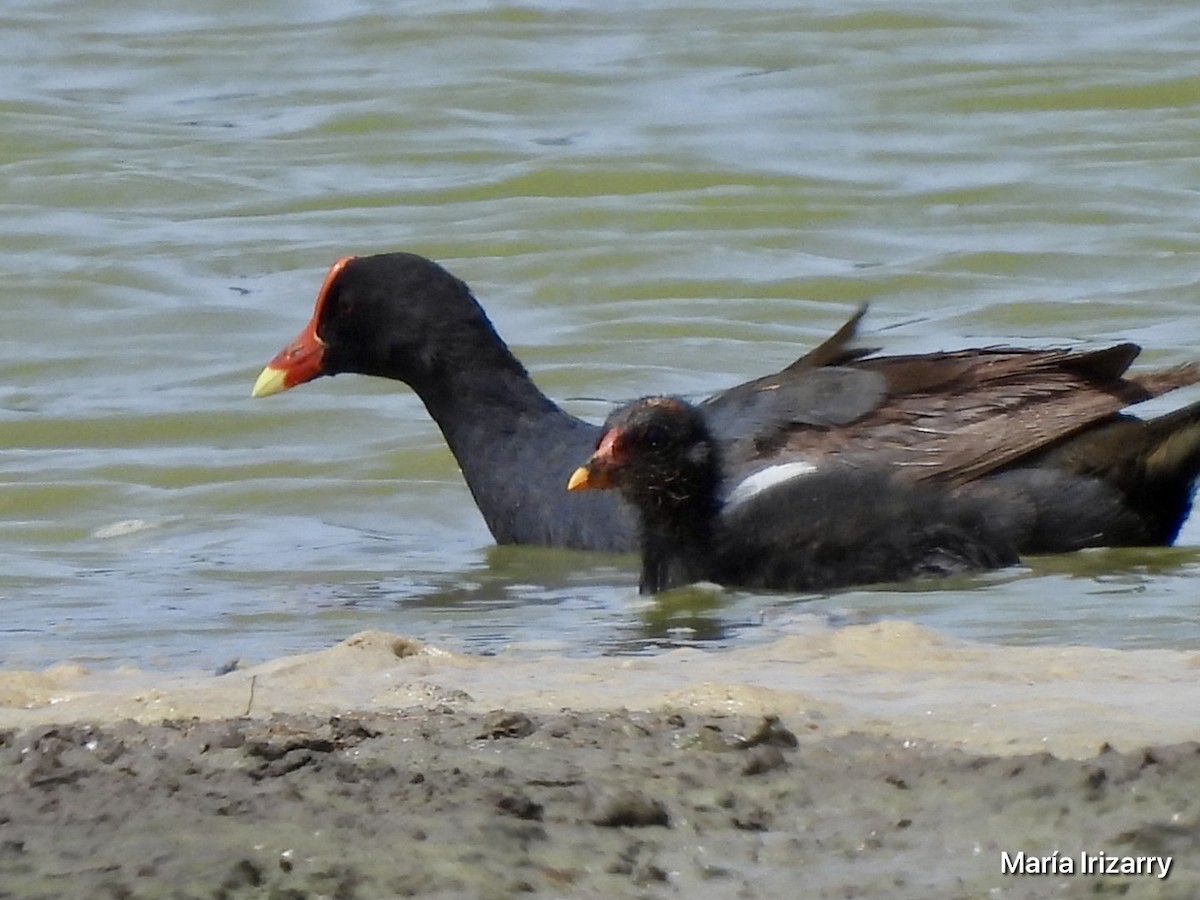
(567, 396), (1022, 593)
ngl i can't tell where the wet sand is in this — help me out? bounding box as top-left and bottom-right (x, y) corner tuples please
(2, 624), (1198, 898)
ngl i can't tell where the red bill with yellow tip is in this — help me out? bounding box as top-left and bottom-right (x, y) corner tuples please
(251, 256), (356, 398)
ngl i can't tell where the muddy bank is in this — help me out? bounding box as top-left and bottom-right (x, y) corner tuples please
(1, 707), (1197, 899)
(3, 625), (1200, 898)
(4, 623), (1200, 759)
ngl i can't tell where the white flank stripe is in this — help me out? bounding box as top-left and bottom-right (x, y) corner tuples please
(724, 460), (818, 507)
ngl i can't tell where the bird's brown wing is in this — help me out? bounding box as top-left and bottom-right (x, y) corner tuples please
(708, 339), (1200, 485)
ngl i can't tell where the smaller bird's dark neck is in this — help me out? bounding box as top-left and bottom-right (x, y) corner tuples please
(637, 495), (720, 594)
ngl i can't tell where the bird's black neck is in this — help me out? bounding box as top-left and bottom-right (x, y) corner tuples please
(418, 362), (637, 552)
(632, 470), (722, 594)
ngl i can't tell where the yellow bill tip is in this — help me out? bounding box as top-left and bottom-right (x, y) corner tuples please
(251, 365), (289, 399)
(566, 465), (592, 492)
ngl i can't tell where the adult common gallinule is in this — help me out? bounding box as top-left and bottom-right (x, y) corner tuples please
(253, 252), (1200, 553)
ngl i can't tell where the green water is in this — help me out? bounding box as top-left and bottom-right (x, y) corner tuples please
(2, 0), (1200, 670)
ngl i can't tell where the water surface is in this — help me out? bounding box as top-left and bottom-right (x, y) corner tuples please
(3, 0), (1200, 670)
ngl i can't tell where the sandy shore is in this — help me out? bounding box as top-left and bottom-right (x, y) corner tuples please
(1, 623), (1198, 898)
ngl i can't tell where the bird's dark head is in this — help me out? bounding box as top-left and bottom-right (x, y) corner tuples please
(568, 396), (718, 514)
(252, 252), (511, 397)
